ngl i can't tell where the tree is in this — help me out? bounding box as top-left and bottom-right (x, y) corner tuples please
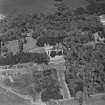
(72, 14), (103, 33)
(54, 0), (68, 16)
(36, 29), (67, 46)
(0, 39), (1, 54)
(86, 0), (105, 15)
(63, 30), (105, 97)
(0, 52), (49, 65)
(18, 39), (24, 54)
(0, 12), (45, 41)
(74, 7), (87, 15)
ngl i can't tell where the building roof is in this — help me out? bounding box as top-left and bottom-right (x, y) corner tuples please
(0, 14), (5, 20)
(99, 15), (105, 25)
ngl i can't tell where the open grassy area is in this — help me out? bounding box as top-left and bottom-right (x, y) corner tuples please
(0, 87), (30, 105)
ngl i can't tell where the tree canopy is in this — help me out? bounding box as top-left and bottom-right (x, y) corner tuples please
(85, 0), (105, 15)
(0, 52), (49, 65)
(63, 30), (105, 97)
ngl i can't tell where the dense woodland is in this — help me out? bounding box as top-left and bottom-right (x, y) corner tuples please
(1, 0), (105, 101)
(0, 52), (49, 65)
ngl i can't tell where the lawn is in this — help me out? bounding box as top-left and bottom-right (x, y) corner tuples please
(0, 87), (30, 105)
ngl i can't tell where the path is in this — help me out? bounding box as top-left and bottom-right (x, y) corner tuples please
(57, 70), (71, 99)
(49, 59), (71, 99)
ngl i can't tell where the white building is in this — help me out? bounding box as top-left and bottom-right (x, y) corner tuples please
(44, 43), (64, 62)
(93, 32), (105, 42)
(99, 15), (105, 25)
(0, 14), (5, 20)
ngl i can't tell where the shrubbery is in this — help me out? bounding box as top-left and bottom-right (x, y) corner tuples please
(0, 52), (49, 65)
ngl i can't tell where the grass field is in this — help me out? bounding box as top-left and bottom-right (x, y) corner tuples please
(0, 87), (30, 105)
